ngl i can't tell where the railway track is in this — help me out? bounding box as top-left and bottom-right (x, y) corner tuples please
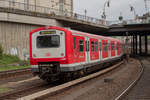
(0, 68), (31, 80)
(115, 57), (145, 100)
(15, 61), (123, 100)
(0, 58), (143, 100)
(0, 81), (53, 100)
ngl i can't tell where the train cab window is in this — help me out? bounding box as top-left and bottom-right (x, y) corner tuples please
(95, 42), (98, 51)
(91, 41), (94, 51)
(99, 42), (102, 51)
(79, 40), (84, 52)
(73, 37), (76, 49)
(37, 35), (60, 48)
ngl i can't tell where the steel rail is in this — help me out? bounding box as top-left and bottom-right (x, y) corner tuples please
(0, 68), (31, 80)
(17, 61), (123, 100)
(115, 58), (144, 100)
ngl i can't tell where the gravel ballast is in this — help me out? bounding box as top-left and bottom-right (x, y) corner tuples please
(44, 59), (141, 100)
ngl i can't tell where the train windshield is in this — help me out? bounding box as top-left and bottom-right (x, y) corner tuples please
(36, 35), (60, 48)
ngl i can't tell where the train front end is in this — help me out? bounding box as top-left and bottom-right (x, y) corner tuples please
(29, 26), (67, 82)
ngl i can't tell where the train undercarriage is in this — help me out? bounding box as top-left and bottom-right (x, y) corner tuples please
(33, 57), (122, 83)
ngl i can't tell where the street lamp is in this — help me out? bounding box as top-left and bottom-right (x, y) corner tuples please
(84, 9), (87, 20)
(118, 12), (123, 21)
(130, 5), (137, 19)
(84, 9), (87, 16)
(102, 0), (110, 20)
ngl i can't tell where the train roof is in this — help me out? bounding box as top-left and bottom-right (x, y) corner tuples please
(30, 26), (123, 43)
(69, 28), (122, 43)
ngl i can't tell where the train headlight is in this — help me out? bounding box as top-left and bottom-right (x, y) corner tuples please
(33, 54), (36, 57)
(61, 53), (64, 56)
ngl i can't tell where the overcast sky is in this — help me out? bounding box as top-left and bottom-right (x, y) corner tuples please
(74, 0), (150, 21)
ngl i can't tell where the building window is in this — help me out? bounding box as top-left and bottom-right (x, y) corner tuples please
(24, 0), (29, 10)
(59, 0), (64, 13)
(79, 40), (84, 52)
(10, 0), (15, 7)
(59, 0), (65, 3)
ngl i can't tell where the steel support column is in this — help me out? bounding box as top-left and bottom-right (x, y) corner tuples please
(139, 35), (142, 55)
(133, 35), (135, 54)
(145, 35), (148, 54)
(135, 35), (138, 54)
(131, 36), (133, 54)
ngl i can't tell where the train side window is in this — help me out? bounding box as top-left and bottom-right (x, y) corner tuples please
(95, 41), (98, 51)
(103, 42), (108, 51)
(91, 41), (94, 52)
(103, 42), (105, 51)
(88, 41), (89, 51)
(85, 41), (88, 51)
(106, 43), (108, 51)
(111, 43), (114, 50)
(73, 37), (76, 49)
(79, 40), (84, 52)
(99, 42), (101, 51)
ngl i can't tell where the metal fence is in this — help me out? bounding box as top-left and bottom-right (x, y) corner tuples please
(107, 18), (150, 26)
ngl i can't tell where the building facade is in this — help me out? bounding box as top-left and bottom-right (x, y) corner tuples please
(1, 0), (73, 15)
(0, 0), (73, 60)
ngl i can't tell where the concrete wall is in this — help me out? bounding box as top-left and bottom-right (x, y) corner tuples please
(0, 0), (73, 60)
(0, 12), (64, 60)
(0, 22), (40, 60)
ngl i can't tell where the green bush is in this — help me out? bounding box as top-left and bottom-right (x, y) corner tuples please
(0, 54), (21, 66)
(0, 44), (3, 59)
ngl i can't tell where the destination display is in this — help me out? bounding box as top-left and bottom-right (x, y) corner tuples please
(40, 31), (56, 34)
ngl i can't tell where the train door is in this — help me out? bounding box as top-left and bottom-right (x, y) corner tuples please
(85, 37), (90, 63)
(115, 41), (117, 56)
(102, 40), (109, 58)
(73, 36), (78, 63)
(99, 39), (102, 60)
(111, 41), (115, 57)
(117, 42), (120, 56)
(77, 36), (85, 63)
(108, 40), (111, 57)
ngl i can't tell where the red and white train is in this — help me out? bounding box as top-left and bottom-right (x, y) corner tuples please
(29, 26), (124, 82)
